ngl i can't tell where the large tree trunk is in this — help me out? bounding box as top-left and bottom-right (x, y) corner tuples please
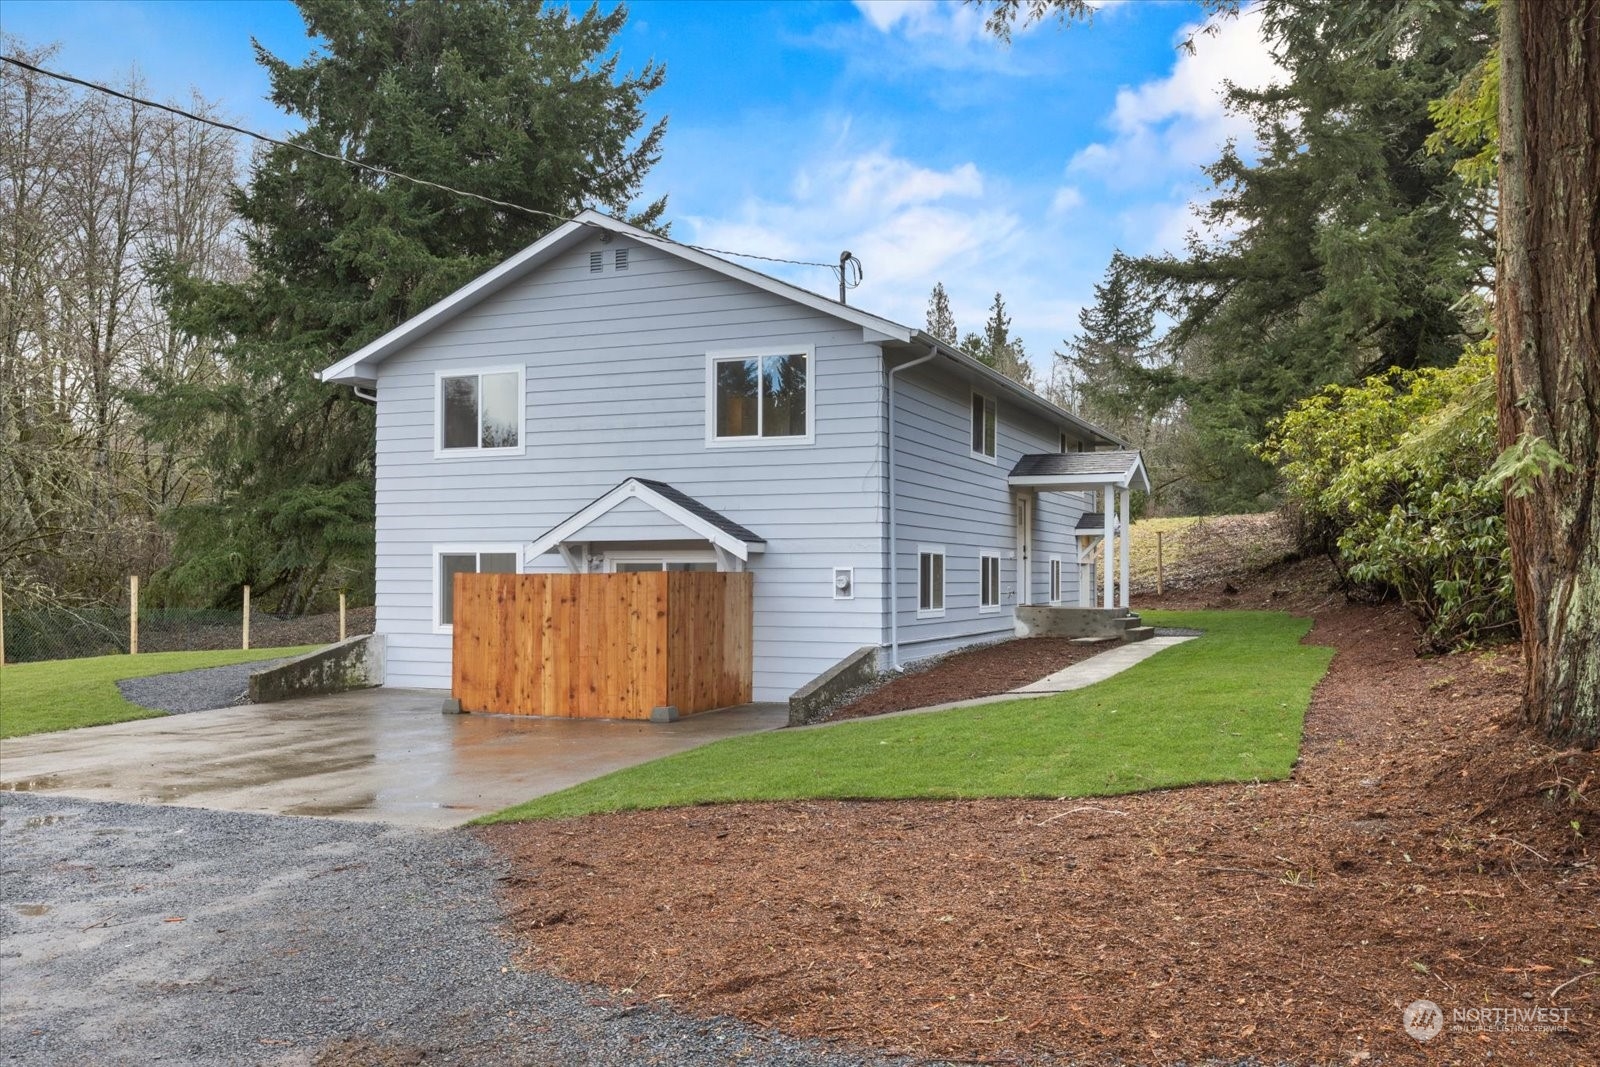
(1496, 0), (1600, 748)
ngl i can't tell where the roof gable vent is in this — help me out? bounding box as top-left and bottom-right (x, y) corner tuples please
(589, 250), (603, 273)
(614, 248), (629, 271)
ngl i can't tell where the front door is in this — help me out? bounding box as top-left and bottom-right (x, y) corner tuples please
(1014, 494), (1032, 607)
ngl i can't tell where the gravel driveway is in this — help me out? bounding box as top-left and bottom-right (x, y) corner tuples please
(0, 793), (902, 1067)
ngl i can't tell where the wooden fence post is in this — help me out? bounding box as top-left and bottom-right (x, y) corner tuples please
(129, 575), (140, 655)
(339, 591), (347, 643)
(242, 585), (251, 650)
(1156, 531), (1165, 596)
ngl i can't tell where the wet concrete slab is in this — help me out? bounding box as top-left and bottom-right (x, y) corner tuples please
(0, 690), (786, 828)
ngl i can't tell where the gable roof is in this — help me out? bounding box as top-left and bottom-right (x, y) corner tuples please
(525, 477), (765, 565)
(1008, 450), (1150, 492)
(317, 209), (1123, 447)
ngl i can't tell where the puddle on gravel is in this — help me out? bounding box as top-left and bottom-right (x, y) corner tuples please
(1, 775), (63, 792)
(14, 904), (52, 917)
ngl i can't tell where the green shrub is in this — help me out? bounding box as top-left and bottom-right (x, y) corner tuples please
(1261, 342), (1513, 648)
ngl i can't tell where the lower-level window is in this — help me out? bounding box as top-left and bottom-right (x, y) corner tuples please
(612, 560), (717, 573)
(918, 546), (945, 618)
(979, 552), (1001, 613)
(436, 546), (520, 631)
(1050, 557), (1063, 603)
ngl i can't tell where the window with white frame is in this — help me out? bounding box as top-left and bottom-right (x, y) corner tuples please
(917, 547), (945, 618)
(970, 391), (997, 459)
(708, 348), (811, 443)
(1050, 557), (1063, 603)
(435, 546), (520, 630)
(437, 368), (523, 454)
(979, 552), (1002, 613)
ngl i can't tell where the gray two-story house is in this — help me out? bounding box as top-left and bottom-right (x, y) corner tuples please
(318, 210), (1148, 704)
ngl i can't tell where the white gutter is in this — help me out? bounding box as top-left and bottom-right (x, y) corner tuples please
(885, 345), (938, 671)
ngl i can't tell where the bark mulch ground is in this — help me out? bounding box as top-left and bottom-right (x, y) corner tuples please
(479, 567), (1598, 1067)
(822, 637), (1111, 722)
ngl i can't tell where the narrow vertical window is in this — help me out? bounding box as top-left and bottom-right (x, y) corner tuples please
(918, 548), (945, 618)
(971, 392), (996, 459)
(979, 553), (1001, 612)
(1050, 558), (1063, 603)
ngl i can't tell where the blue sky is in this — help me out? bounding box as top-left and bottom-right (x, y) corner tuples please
(1, 0), (1278, 382)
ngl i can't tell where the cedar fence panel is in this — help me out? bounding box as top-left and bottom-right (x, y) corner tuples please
(451, 572), (751, 719)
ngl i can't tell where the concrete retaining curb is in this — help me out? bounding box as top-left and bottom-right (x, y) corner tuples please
(787, 645), (881, 726)
(248, 634), (385, 704)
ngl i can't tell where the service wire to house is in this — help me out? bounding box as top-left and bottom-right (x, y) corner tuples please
(0, 54), (860, 289)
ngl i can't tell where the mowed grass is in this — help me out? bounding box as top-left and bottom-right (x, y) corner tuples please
(480, 610), (1333, 822)
(0, 646), (319, 739)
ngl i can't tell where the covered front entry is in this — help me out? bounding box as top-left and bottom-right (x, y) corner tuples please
(1008, 451), (1151, 610)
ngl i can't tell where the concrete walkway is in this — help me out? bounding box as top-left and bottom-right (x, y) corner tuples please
(0, 691), (786, 829)
(801, 634), (1196, 727)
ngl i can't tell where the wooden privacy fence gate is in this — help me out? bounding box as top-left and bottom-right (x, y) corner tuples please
(451, 572), (753, 719)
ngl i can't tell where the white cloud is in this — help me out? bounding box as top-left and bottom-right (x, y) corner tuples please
(1068, 6), (1281, 186)
(679, 141), (1103, 384)
(1049, 185), (1084, 217)
(853, 0), (987, 43)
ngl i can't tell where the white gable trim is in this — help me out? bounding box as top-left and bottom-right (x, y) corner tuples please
(524, 478), (763, 567)
(318, 210), (912, 385)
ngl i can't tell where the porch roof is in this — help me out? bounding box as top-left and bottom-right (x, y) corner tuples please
(1008, 450), (1150, 492)
(525, 477), (765, 565)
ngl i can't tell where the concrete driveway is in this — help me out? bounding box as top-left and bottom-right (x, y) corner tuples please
(0, 691), (785, 828)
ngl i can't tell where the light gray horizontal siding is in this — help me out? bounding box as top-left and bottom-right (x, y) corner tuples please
(374, 234), (886, 699)
(888, 358), (1092, 667)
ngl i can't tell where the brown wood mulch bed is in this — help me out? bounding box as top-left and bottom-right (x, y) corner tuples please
(478, 572), (1598, 1066)
(822, 636), (1112, 722)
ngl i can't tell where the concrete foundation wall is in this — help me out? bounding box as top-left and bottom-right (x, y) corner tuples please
(249, 635), (386, 704)
(1014, 606), (1133, 639)
(787, 645), (881, 726)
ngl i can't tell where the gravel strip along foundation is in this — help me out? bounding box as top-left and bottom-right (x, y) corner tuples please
(115, 660), (290, 714)
(0, 794), (906, 1067)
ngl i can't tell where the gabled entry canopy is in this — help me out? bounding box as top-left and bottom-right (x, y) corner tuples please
(525, 478), (765, 568)
(1007, 450), (1150, 493)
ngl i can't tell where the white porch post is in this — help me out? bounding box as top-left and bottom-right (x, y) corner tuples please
(1102, 489), (1114, 609)
(1119, 487), (1131, 610)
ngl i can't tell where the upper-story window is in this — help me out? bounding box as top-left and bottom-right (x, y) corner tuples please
(970, 391), (997, 461)
(707, 347), (813, 446)
(437, 367), (524, 456)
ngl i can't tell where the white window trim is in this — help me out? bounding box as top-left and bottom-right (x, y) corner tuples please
(978, 551), (1002, 614)
(601, 547), (721, 572)
(1049, 555), (1063, 604)
(704, 345), (816, 448)
(970, 389), (997, 463)
(916, 544), (946, 619)
(433, 543), (524, 634)
(433, 365), (527, 458)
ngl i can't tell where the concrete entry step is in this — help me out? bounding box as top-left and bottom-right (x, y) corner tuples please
(1123, 625), (1157, 642)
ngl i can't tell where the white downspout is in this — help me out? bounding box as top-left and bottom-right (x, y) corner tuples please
(886, 345), (938, 671)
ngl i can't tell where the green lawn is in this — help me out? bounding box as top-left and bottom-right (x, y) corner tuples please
(480, 610), (1334, 822)
(0, 646), (319, 739)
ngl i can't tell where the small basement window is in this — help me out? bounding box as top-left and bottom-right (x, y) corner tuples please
(437, 367), (523, 454)
(970, 391), (997, 460)
(708, 348), (812, 444)
(979, 552), (1001, 613)
(435, 546), (519, 630)
(917, 547), (945, 618)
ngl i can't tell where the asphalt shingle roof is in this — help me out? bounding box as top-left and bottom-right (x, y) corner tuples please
(633, 478), (764, 545)
(1009, 450), (1143, 480)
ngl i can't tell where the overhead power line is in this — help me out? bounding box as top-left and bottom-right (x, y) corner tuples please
(0, 53), (845, 278)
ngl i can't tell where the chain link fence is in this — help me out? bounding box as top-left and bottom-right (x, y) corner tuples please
(1, 600), (375, 665)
